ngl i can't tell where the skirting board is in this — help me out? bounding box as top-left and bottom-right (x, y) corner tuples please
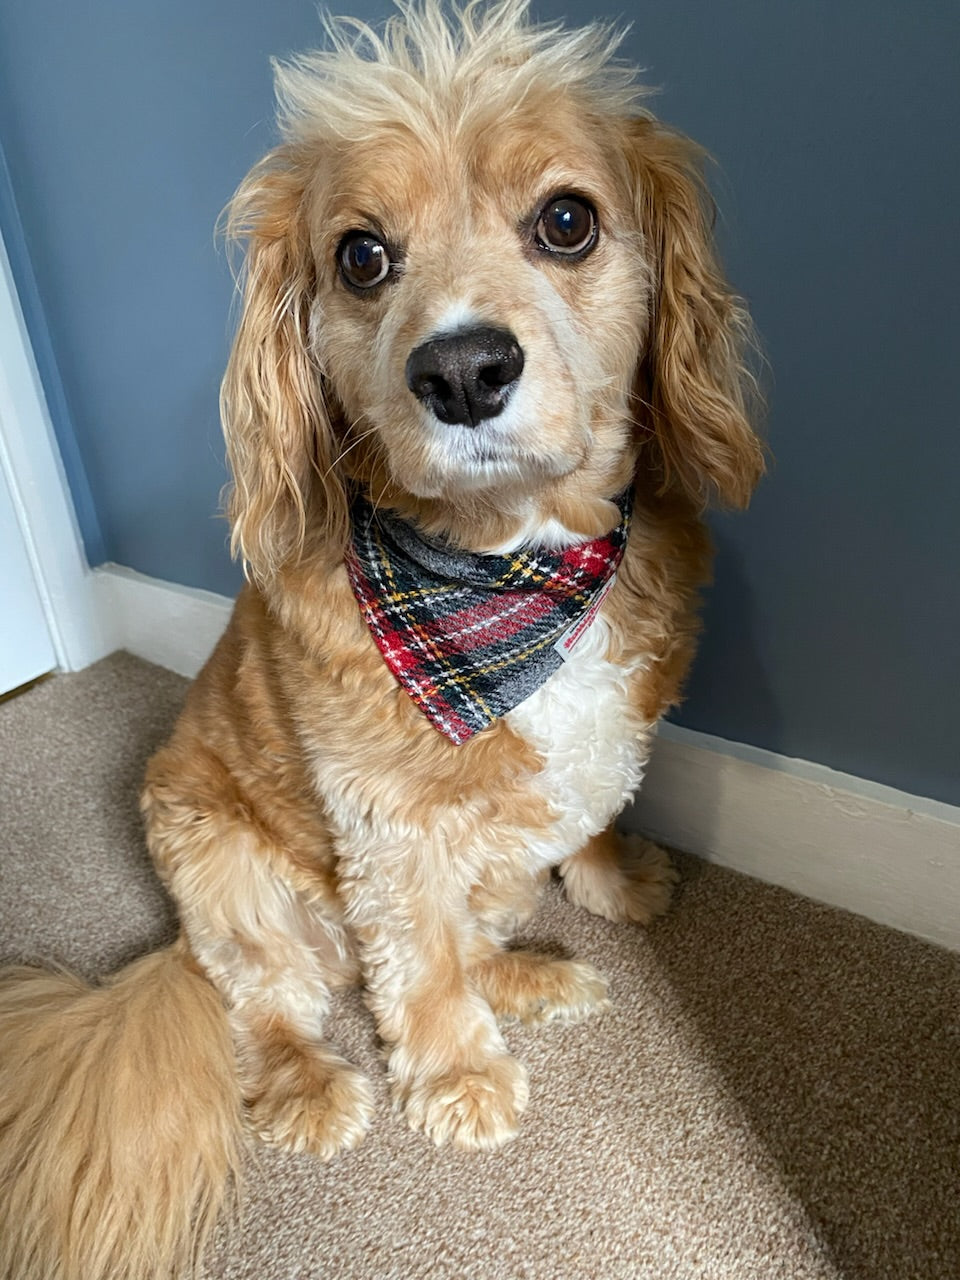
(626, 725), (960, 951)
(92, 563), (960, 951)
(93, 563), (234, 679)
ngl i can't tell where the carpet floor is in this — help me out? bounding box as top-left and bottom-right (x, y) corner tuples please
(1, 652), (957, 1280)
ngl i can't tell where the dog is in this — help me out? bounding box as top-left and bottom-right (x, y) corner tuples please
(0, 3), (763, 1277)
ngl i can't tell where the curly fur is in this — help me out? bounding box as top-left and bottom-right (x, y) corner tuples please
(0, 3), (762, 1277)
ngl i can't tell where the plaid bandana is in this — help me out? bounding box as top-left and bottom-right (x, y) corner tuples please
(345, 490), (632, 744)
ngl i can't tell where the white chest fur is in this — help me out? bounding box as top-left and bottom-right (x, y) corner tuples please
(506, 616), (653, 866)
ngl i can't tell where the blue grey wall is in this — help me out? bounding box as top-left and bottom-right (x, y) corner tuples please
(1, 1), (957, 806)
(0, 0), (386, 595)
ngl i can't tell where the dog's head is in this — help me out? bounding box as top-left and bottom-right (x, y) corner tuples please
(222, 0), (763, 581)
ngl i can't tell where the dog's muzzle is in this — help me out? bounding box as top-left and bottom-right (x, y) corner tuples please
(405, 326), (524, 428)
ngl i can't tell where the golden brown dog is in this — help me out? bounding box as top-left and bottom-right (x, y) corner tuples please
(0, 3), (763, 1276)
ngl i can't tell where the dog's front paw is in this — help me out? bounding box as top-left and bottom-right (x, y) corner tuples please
(244, 1052), (375, 1159)
(561, 834), (678, 925)
(398, 1052), (529, 1151)
(471, 950), (610, 1025)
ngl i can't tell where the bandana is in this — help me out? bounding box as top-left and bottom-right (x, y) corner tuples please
(345, 491), (632, 744)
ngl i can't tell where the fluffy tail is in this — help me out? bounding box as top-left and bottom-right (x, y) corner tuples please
(0, 939), (244, 1280)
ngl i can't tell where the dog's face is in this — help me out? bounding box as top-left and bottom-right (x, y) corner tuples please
(310, 100), (648, 516)
(221, 6), (763, 579)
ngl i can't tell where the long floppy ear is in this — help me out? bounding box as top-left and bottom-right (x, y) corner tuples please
(220, 147), (348, 583)
(629, 120), (765, 509)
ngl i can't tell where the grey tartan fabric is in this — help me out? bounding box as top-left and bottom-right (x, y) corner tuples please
(346, 490), (632, 743)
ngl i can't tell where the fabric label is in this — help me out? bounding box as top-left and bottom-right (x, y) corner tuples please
(554, 572), (617, 661)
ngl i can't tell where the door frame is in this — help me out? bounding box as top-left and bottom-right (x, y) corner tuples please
(0, 224), (106, 673)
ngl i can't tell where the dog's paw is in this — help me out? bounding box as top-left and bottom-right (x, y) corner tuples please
(399, 1053), (529, 1151)
(472, 951), (610, 1025)
(244, 1053), (375, 1159)
(561, 834), (678, 925)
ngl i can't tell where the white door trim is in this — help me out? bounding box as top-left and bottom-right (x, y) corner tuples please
(0, 225), (110, 672)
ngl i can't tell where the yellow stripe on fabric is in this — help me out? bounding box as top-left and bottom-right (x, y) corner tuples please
(461, 626), (561, 681)
(406, 621), (495, 720)
(494, 559), (593, 606)
(370, 522), (493, 722)
(371, 523), (464, 606)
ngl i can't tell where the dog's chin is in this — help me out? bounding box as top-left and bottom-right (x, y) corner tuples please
(396, 410), (585, 502)
(408, 453), (568, 501)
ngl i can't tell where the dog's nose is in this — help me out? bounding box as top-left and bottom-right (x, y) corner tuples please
(405, 326), (524, 427)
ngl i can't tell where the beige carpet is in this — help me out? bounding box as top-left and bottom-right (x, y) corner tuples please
(1, 652), (958, 1279)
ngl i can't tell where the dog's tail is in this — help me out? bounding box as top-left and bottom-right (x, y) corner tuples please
(0, 937), (244, 1280)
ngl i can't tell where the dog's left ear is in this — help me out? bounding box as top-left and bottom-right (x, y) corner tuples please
(627, 119), (765, 509)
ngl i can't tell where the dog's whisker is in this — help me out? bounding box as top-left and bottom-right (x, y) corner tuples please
(325, 422), (381, 479)
(370, 473), (394, 519)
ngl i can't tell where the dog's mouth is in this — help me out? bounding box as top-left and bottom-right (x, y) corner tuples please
(407, 407), (582, 499)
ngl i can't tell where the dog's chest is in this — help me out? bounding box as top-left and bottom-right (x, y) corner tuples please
(506, 616), (652, 864)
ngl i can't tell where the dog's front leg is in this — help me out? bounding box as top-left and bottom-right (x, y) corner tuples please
(337, 823), (528, 1151)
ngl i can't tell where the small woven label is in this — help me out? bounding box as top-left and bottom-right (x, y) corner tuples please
(554, 573), (617, 661)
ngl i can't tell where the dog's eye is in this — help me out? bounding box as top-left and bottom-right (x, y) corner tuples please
(338, 233), (391, 289)
(535, 195), (598, 257)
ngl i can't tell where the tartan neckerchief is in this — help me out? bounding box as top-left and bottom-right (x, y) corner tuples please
(345, 489), (632, 744)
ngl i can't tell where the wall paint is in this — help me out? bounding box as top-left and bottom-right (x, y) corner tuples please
(0, 0), (377, 596)
(590, 0), (960, 807)
(0, 0), (957, 805)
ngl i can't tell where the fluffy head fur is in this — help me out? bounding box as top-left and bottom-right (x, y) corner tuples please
(0, 6), (763, 1279)
(222, 0), (762, 583)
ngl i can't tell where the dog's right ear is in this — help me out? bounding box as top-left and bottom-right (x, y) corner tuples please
(220, 148), (348, 583)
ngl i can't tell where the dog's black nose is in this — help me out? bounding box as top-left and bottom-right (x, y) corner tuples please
(405, 326), (524, 427)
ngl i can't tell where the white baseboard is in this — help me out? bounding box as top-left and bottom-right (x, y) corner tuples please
(91, 563), (960, 951)
(628, 723), (960, 951)
(92, 563), (234, 679)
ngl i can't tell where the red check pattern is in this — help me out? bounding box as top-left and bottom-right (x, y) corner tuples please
(346, 491), (632, 743)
